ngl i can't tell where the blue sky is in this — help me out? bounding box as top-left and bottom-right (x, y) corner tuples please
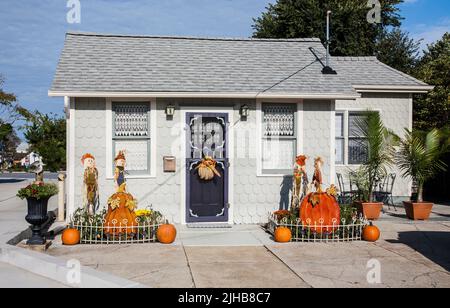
(0, 0), (449, 142)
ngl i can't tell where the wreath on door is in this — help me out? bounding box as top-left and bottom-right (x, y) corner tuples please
(196, 157), (221, 181)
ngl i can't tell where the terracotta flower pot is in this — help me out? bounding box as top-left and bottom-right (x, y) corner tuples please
(355, 201), (383, 221)
(403, 201), (433, 221)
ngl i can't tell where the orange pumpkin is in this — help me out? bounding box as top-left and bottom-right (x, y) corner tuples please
(62, 228), (80, 245)
(274, 227), (292, 243)
(300, 192), (341, 234)
(157, 224), (177, 244)
(363, 223), (380, 242)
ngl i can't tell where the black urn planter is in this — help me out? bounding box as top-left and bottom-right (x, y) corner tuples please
(25, 197), (50, 245)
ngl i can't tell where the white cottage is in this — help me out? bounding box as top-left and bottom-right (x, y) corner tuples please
(49, 32), (433, 224)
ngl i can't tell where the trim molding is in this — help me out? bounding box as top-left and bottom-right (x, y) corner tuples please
(353, 85), (434, 93)
(179, 106), (235, 225)
(67, 97), (75, 221)
(105, 98), (157, 179)
(49, 91), (361, 100)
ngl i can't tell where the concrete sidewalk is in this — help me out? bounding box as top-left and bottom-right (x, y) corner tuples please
(0, 261), (67, 288)
(47, 217), (450, 288)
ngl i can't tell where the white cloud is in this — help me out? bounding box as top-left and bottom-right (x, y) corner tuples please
(412, 18), (450, 51)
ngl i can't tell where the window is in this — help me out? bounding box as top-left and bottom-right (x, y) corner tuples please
(335, 111), (373, 165)
(335, 113), (344, 165)
(261, 104), (296, 174)
(348, 112), (368, 164)
(112, 103), (151, 175)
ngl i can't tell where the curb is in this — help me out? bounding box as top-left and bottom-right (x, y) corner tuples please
(0, 245), (147, 288)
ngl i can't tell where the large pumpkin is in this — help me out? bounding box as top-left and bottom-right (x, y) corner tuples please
(274, 227), (292, 243)
(104, 191), (138, 236)
(300, 192), (341, 234)
(62, 228), (80, 245)
(363, 223), (380, 242)
(157, 224), (177, 244)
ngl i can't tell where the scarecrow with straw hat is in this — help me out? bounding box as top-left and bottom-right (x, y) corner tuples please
(105, 150), (138, 237)
(81, 153), (99, 215)
(114, 150), (127, 192)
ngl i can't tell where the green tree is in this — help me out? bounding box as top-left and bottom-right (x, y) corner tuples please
(252, 0), (404, 56)
(22, 113), (66, 172)
(375, 28), (421, 74)
(413, 33), (450, 131)
(0, 76), (23, 166)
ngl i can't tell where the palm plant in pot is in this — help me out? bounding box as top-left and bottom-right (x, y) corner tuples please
(352, 111), (398, 220)
(396, 129), (448, 220)
(17, 182), (58, 245)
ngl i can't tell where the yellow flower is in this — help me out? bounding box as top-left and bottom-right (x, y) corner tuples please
(135, 209), (152, 217)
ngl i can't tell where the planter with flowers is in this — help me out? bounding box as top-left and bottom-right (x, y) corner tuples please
(17, 183), (58, 245)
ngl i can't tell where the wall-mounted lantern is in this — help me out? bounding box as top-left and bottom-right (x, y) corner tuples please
(165, 104), (175, 116)
(240, 105), (250, 118)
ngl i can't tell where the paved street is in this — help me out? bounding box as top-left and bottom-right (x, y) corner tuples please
(0, 172), (59, 181)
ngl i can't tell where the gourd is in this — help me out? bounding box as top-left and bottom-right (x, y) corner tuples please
(157, 224), (177, 244)
(300, 193), (341, 234)
(62, 228), (80, 245)
(363, 223), (380, 242)
(274, 227), (292, 243)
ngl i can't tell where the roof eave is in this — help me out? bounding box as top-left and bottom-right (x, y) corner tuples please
(48, 90), (360, 100)
(353, 85), (434, 94)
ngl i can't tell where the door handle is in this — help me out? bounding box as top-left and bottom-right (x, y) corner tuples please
(226, 203), (231, 209)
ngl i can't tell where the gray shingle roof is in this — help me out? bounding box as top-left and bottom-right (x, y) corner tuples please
(50, 32), (429, 96)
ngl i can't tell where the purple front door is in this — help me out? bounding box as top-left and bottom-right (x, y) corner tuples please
(186, 113), (229, 223)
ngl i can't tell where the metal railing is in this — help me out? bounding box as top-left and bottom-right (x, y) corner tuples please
(268, 213), (368, 242)
(70, 216), (164, 245)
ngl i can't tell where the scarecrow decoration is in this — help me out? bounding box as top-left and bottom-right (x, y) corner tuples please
(114, 150), (127, 191)
(196, 156), (221, 181)
(104, 151), (138, 236)
(291, 155), (309, 211)
(81, 153), (99, 215)
(299, 157), (341, 234)
(312, 156), (324, 193)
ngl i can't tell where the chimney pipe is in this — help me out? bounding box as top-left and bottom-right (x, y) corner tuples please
(322, 10), (337, 75)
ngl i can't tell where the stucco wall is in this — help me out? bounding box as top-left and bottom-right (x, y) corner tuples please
(335, 93), (413, 198)
(303, 100), (333, 187)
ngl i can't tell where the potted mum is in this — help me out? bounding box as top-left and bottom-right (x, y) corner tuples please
(352, 111), (398, 220)
(17, 182), (58, 245)
(396, 129), (448, 220)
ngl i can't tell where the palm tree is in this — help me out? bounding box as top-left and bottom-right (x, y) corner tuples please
(353, 111), (398, 202)
(396, 129), (448, 202)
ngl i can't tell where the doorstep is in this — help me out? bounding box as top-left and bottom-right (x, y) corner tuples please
(176, 224), (273, 247)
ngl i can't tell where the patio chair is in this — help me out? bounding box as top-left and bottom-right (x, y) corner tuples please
(375, 173), (397, 211)
(336, 173), (353, 204)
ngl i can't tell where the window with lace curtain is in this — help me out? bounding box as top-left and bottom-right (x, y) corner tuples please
(112, 103), (151, 175)
(261, 103), (297, 174)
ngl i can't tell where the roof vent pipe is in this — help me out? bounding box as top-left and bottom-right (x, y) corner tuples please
(322, 10), (337, 75)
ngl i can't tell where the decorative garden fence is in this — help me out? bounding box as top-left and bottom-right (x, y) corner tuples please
(268, 213), (368, 242)
(70, 218), (163, 245)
